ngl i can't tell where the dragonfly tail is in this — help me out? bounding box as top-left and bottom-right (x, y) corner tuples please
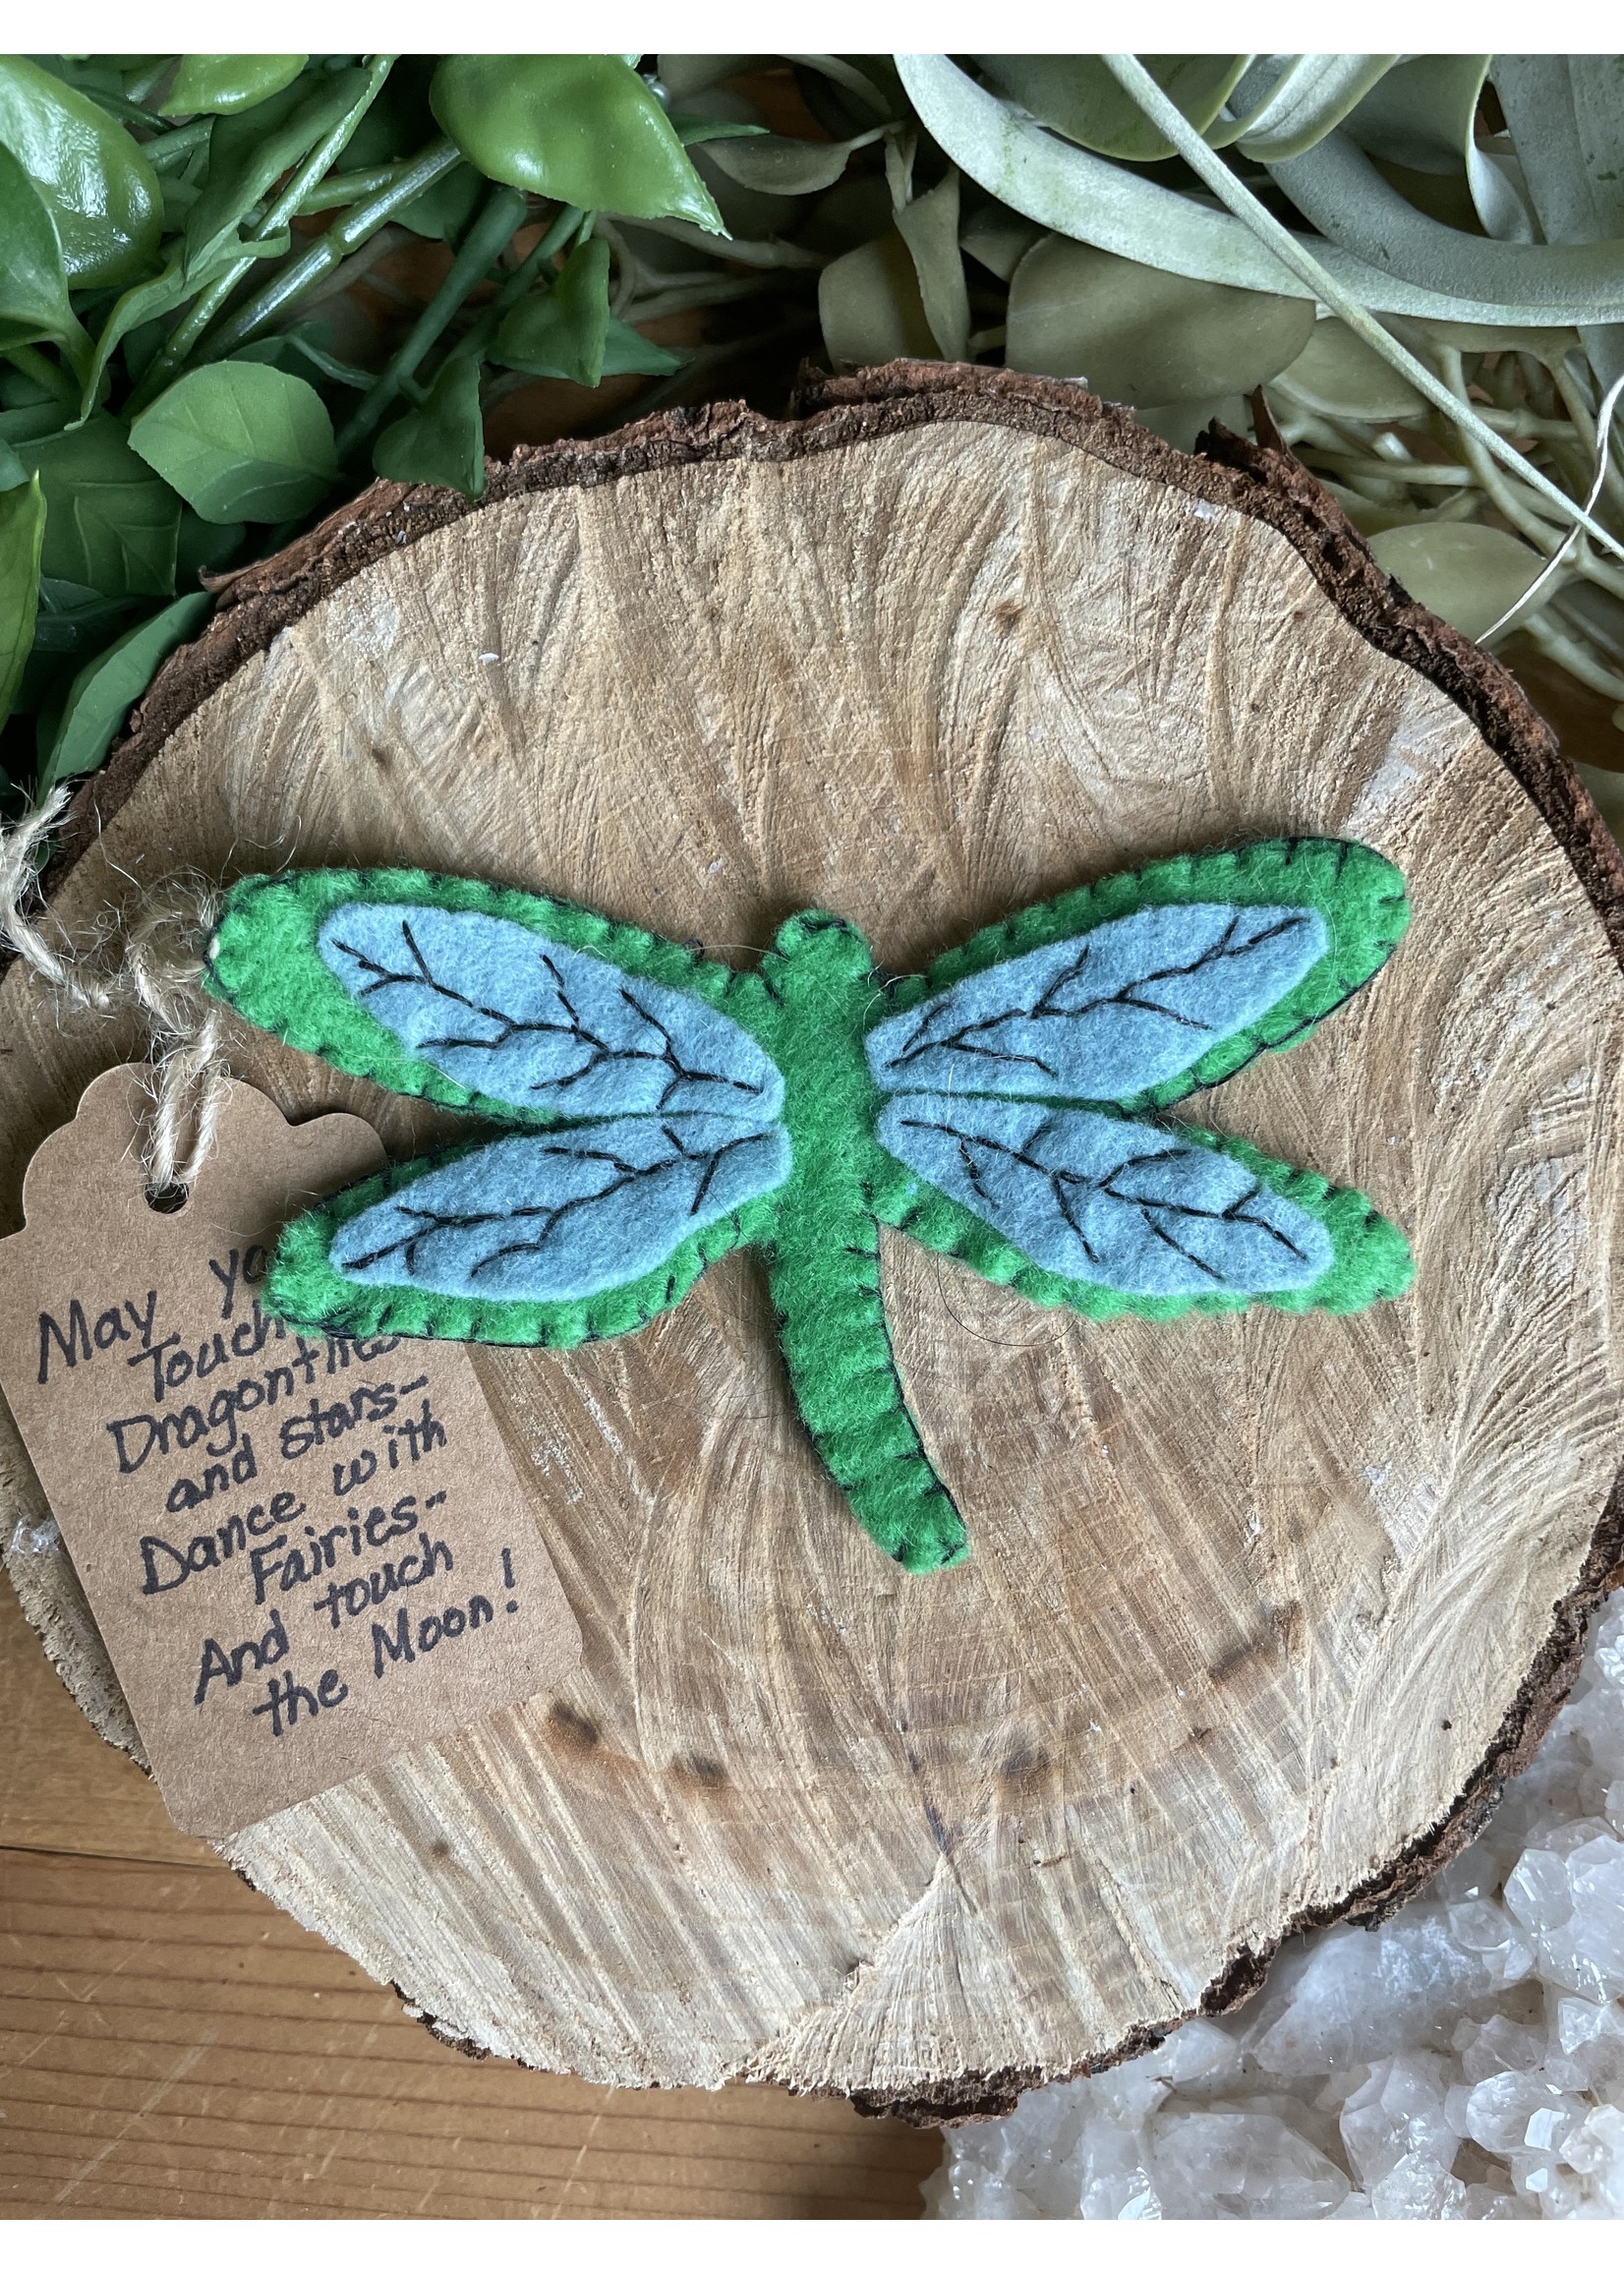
(769, 1210), (968, 1573)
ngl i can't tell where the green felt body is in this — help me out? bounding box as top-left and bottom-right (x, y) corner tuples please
(204, 840), (1413, 1572)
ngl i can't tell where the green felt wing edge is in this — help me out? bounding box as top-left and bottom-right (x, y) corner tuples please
(885, 837), (1410, 1113)
(266, 1139), (785, 1347)
(203, 865), (771, 1123)
(871, 1127), (1413, 1322)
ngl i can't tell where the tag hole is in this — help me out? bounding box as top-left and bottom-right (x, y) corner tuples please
(145, 1183), (189, 1214)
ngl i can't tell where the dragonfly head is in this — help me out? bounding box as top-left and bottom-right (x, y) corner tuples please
(763, 907), (876, 992)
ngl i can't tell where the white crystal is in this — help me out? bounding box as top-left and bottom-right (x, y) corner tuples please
(1151, 2112), (1351, 2220)
(928, 1596), (1624, 2220)
(1340, 2053), (1458, 2187)
(1369, 2151), (1467, 2219)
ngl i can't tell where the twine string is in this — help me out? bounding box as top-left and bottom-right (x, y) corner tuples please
(0, 786), (229, 1194)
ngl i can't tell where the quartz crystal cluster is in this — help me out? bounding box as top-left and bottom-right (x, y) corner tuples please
(927, 1594), (1624, 2220)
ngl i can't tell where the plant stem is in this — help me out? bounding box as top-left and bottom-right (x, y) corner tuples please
(452, 204), (586, 367)
(195, 142), (462, 364)
(140, 55), (396, 397)
(143, 120), (212, 171)
(4, 346), (77, 405)
(334, 183), (530, 457)
(296, 165), (403, 215)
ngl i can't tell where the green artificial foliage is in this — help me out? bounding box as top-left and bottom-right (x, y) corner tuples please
(206, 840), (1413, 1574)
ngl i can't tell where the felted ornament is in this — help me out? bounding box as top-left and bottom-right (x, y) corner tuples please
(204, 838), (1412, 1571)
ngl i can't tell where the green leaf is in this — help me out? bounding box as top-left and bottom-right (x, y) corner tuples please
(1268, 131), (1624, 320)
(77, 240), (217, 418)
(1270, 317), (1426, 421)
(40, 590), (211, 789)
(1343, 57), (1526, 243)
(174, 509), (246, 588)
(1343, 54), (1488, 174)
(1368, 522), (1543, 642)
(183, 66), (381, 278)
(0, 473), (46, 728)
(29, 576), (136, 658)
(1227, 55), (1400, 161)
(1496, 57), (1624, 390)
(1007, 237), (1315, 401)
(703, 125), (882, 196)
(373, 354), (487, 498)
(0, 143), (88, 367)
(1096, 51), (1624, 568)
(959, 200), (1043, 283)
(430, 55), (726, 233)
(130, 364), (337, 524)
(493, 238), (611, 385)
(395, 158), (484, 242)
(600, 320), (684, 378)
(657, 56), (765, 99)
(819, 229), (939, 367)
(160, 55), (308, 117)
(896, 168), (969, 362)
(0, 55), (162, 287)
(16, 413), (180, 597)
(895, 53), (1624, 326)
(228, 322), (376, 392)
(975, 55), (1249, 163)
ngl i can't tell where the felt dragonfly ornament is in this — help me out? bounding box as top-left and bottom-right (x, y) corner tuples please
(204, 839), (1412, 1573)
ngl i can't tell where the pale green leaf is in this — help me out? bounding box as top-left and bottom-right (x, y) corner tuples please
(1268, 132), (1624, 319)
(895, 54), (1624, 326)
(704, 126), (883, 196)
(1135, 397), (1249, 450)
(1368, 522), (1543, 642)
(1096, 51), (1624, 567)
(1496, 56), (1624, 390)
(896, 168), (969, 362)
(1343, 54), (1487, 174)
(1270, 318), (1426, 421)
(1227, 54), (1400, 161)
(960, 201), (1043, 282)
(819, 231), (938, 368)
(974, 55), (1249, 164)
(1007, 238), (1313, 401)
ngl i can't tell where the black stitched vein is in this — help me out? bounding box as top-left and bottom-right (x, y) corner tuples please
(340, 1125), (777, 1284)
(878, 909), (1317, 1079)
(327, 922), (771, 1114)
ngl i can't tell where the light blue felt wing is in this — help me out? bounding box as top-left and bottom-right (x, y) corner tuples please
(866, 903), (1328, 1102)
(317, 904), (783, 1122)
(876, 1095), (1331, 1297)
(328, 1115), (792, 1302)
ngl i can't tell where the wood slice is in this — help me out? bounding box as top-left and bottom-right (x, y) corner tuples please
(5, 363), (1623, 2122)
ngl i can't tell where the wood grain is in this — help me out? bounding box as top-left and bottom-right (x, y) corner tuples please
(0, 1581), (938, 2217)
(4, 365), (1622, 2118)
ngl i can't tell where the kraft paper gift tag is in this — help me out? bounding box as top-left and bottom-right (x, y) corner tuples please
(0, 1066), (581, 1837)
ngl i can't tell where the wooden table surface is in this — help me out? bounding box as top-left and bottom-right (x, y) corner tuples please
(0, 1577), (943, 2218)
